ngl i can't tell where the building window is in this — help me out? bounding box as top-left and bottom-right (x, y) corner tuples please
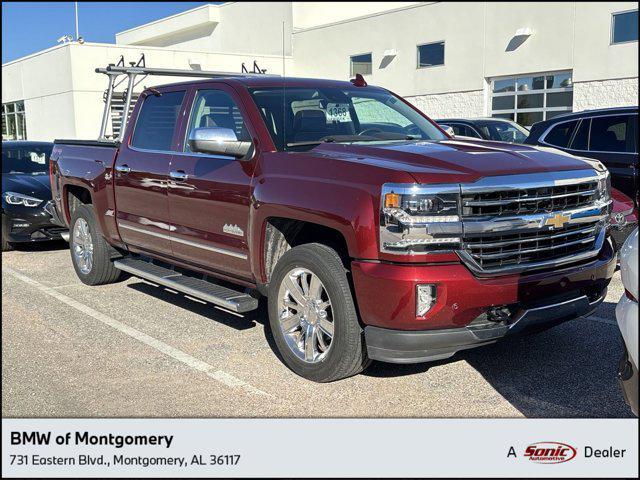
(2, 101), (27, 140)
(417, 41), (445, 68)
(350, 53), (372, 76)
(490, 71), (573, 128)
(612, 10), (638, 44)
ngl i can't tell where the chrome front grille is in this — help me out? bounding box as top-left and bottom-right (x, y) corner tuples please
(463, 221), (601, 271)
(457, 169), (611, 275)
(462, 181), (598, 217)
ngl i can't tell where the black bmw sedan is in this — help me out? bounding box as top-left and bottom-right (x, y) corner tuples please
(2, 141), (67, 251)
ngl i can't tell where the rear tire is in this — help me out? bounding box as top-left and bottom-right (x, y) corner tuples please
(268, 243), (369, 382)
(69, 204), (122, 285)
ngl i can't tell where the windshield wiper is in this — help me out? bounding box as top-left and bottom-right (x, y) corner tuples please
(287, 135), (386, 148)
(286, 134), (423, 148)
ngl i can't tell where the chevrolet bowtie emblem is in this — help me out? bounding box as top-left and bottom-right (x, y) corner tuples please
(545, 213), (570, 229)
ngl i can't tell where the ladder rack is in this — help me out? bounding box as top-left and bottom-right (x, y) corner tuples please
(96, 54), (275, 141)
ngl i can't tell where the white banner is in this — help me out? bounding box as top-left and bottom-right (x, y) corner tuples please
(2, 418), (638, 478)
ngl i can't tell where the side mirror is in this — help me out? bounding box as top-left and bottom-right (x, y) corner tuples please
(187, 127), (252, 159)
(440, 124), (455, 137)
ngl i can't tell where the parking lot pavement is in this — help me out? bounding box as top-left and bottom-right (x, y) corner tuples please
(2, 242), (633, 418)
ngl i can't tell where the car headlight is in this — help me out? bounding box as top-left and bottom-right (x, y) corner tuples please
(380, 183), (462, 254)
(3, 191), (44, 207)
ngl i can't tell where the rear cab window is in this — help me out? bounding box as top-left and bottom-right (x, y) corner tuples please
(130, 90), (186, 151)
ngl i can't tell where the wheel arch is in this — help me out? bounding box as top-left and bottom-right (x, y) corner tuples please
(257, 215), (353, 290)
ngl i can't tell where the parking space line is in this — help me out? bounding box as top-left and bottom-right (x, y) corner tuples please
(4, 267), (271, 398)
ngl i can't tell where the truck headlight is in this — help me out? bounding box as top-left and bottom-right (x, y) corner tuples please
(3, 192), (43, 207)
(380, 183), (462, 254)
(597, 170), (611, 202)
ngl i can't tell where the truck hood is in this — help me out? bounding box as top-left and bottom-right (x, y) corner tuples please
(311, 139), (596, 184)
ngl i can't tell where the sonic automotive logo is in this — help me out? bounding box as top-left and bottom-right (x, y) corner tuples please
(524, 442), (577, 464)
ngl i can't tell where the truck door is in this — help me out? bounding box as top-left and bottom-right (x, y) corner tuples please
(114, 88), (187, 256)
(167, 86), (257, 280)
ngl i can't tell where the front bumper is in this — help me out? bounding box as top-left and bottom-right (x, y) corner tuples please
(352, 237), (616, 331)
(353, 238), (616, 363)
(2, 202), (67, 243)
(366, 290), (606, 363)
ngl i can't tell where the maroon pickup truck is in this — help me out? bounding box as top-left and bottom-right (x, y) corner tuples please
(51, 72), (616, 382)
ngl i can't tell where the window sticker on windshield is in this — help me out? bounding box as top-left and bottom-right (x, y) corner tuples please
(30, 152), (46, 164)
(326, 103), (351, 123)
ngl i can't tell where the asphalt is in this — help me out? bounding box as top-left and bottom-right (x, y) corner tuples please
(2, 240), (634, 418)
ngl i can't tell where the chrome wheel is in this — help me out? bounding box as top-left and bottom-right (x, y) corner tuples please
(72, 218), (93, 275)
(277, 267), (334, 363)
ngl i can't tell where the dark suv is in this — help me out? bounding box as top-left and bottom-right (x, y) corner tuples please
(525, 107), (638, 200)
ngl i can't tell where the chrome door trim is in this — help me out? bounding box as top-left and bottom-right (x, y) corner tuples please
(118, 222), (248, 260)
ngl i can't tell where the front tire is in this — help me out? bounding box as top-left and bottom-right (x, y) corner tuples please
(268, 243), (369, 382)
(70, 204), (122, 285)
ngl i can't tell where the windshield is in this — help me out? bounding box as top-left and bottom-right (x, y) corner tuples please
(2, 143), (52, 174)
(249, 87), (446, 150)
(475, 120), (529, 144)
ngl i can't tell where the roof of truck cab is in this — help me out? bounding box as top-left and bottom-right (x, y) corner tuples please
(150, 76), (385, 91)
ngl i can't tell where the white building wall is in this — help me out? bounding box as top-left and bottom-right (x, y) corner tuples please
(573, 78), (639, 111)
(291, 2), (420, 30)
(406, 90), (485, 120)
(292, 2), (486, 97)
(292, 1), (638, 116)
(2, 42), (294, 141)
(117, 2), (294, 57)
(2, 45), (77, 140)
(3, 2), (638, 140)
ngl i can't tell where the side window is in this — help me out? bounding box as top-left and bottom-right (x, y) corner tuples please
(185, 89), (250, 152)
(449, 124), (465, 136)
(131, 91), (185, 151)
(462, 125), (482, 138)
(570, 119), (590, 150)
(544, 120), (578, 148)
(589, 115), (628, 153)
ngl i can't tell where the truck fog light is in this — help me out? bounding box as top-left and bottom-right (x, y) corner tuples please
(416, 284), (437, 317)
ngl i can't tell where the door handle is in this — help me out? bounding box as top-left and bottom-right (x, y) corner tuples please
(169, 170), (188, 180)
(115, 164), (131, 174)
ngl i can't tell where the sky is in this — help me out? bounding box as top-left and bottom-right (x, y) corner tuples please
(2, 2), (214, 64)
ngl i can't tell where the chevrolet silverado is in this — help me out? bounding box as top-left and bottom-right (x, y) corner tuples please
(50, 68), (616, 382)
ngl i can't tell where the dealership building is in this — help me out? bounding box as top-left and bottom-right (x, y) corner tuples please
(2, 1), (638, 141)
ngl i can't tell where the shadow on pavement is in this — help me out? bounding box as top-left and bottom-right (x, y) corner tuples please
(460, 307), (632, 418)
(126, 280), (262, 331)
(123, 277), (633, 418)
(125, 280), (284, 364)
(364, 303), (632, 418)
(6, 240), (68, 252)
